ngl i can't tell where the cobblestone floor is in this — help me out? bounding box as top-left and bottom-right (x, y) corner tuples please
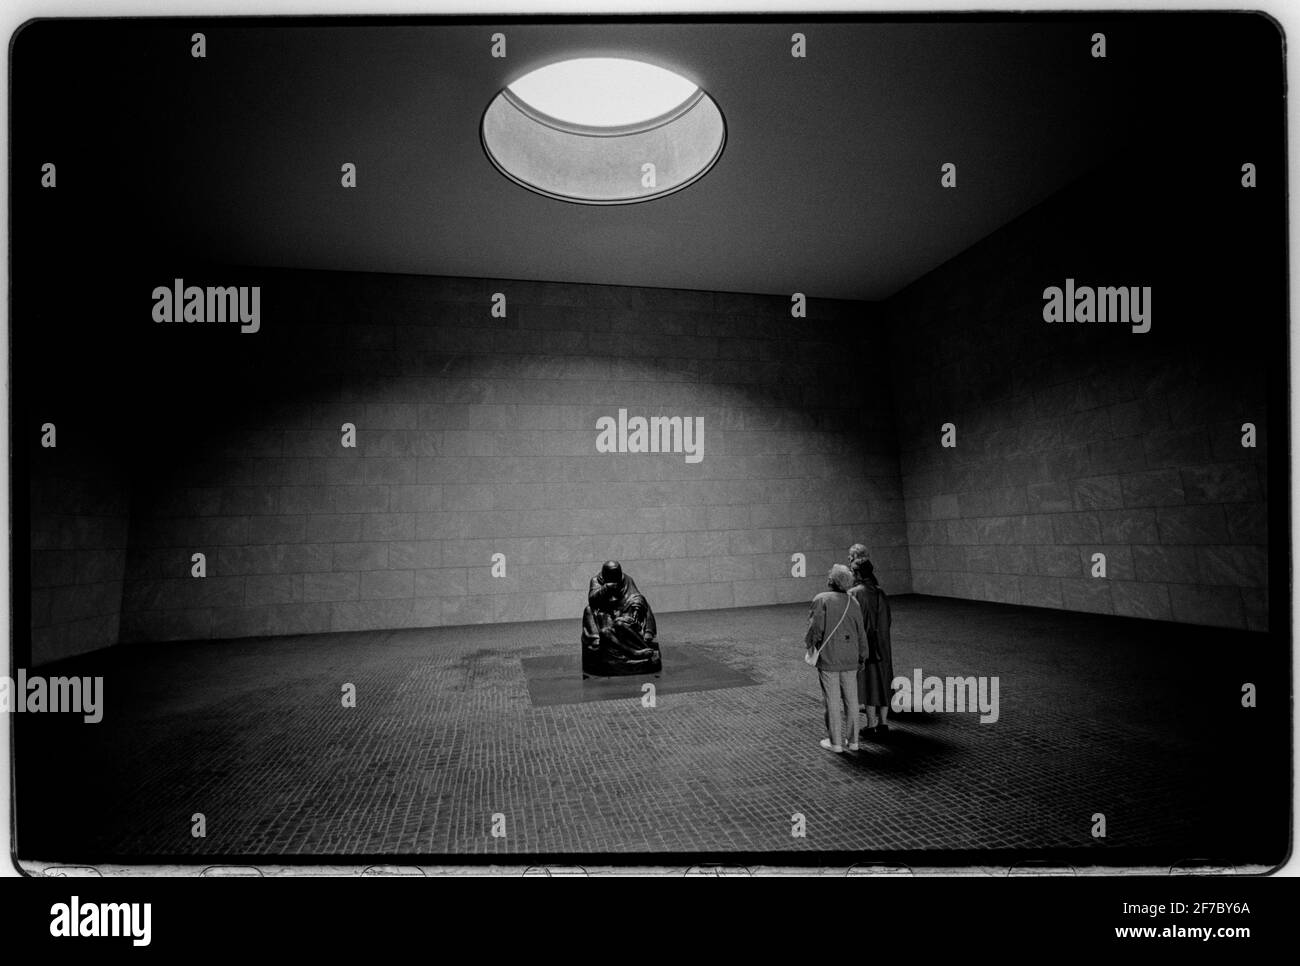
(15, 596), (1288, 866)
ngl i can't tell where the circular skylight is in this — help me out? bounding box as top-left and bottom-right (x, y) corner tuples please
(483, 57), (725, 205)
(506, 57), (699, 129)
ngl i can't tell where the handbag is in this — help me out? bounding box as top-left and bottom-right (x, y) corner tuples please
(804, 594), (857, 666)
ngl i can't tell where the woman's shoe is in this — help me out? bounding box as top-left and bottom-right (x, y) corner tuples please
(847, 742), (860, 751)
(819, 738), (844, 753)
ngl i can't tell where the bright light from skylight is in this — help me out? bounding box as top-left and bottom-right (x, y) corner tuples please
(507, 58), (699, 128)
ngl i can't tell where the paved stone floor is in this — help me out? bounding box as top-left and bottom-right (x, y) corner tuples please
(15, 596), (1288, 867)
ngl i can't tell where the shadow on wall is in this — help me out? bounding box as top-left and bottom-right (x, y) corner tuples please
(29, 437), (132, 664)
(885, 164), (1275, 631)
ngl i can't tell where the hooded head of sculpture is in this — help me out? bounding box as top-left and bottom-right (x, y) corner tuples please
(600, 560), (624, 588)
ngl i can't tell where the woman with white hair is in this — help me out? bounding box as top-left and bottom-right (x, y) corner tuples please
(804, 563), (869, 753)
(848, 543), (894, 737)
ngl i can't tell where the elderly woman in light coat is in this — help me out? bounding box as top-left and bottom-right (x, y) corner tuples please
(805, 564), (870, 753)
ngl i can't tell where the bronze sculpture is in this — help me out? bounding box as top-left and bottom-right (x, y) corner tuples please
(581, 561), (661, 676)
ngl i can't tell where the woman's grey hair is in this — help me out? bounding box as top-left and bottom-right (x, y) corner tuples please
(827, 564), (855, 592)
(848, 543), (870, 562)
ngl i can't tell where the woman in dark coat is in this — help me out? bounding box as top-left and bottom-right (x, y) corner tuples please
(848, 544), (894, 736)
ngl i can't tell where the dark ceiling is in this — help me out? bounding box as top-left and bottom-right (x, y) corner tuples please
(14, 17), (1230, 300)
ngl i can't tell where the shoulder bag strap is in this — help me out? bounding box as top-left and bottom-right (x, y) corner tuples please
(826, 593), (856, 639)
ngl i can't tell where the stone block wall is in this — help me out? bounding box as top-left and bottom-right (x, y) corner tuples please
(116, 271), (909, 642)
